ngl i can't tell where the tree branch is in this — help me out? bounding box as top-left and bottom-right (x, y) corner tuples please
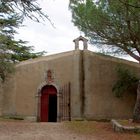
(119, 0), (140, 9)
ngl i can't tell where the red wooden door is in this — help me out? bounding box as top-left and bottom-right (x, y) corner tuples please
(40, 85), (57, 122)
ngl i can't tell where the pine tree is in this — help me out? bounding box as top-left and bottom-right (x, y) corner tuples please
(0, 0), (47, 82)
(69, 0), (140, 62)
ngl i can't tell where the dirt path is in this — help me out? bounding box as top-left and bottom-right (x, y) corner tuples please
(0, 121), (139, 140)
(0, 121), (96, 140)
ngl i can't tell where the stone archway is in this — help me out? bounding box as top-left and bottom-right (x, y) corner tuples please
(40, 85), (57, 122)
(35, 69), (60, 122)
(73, 36), (88, 50)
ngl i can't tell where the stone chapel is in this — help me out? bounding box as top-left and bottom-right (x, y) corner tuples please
(0, 36), (140, 122)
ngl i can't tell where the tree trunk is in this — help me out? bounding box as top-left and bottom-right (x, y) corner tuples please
(133, 81), (140, 123)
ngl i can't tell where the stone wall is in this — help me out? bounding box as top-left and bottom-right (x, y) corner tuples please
(1, 50), (140, 121)
(2, 51), (83, 120)
(83, 50), (140, 120)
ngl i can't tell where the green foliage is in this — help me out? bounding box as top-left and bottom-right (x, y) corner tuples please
(0, 0), (47, 82)
(0, 0), (50, 22)
(0, 60), (14, 82)
(112, 66), (139, 97)
(69, 0), (140, 62)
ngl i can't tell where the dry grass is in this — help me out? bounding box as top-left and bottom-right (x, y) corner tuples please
(118, 119), (140, 127)
(65, 121), (140, 140)
(0, 117), (24, 122)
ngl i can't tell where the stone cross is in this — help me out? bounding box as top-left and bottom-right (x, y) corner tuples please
(73, 36), (88, 50)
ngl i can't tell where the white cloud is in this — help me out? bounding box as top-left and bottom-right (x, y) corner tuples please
(14, 0), (137, 62)
(15, 0), (80, 55)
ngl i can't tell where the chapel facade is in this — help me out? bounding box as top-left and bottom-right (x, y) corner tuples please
(0, 36), (140, 122)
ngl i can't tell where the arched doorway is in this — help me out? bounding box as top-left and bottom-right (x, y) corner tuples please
(40, 85), (57, 122)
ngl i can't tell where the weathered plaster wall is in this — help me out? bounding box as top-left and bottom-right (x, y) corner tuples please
(2, 51), (83, 120)
(2, 75), (17, 116)
(71, 51), (83, 119)
(0, 81), (3, 116)
(2, 50), (140, 121)
(83, 50), (140, 120)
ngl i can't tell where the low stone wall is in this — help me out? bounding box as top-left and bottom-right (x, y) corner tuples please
(111, 119), (140, 133)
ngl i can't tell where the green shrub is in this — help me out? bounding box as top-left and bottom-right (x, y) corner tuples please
(112, 67), (139, 97)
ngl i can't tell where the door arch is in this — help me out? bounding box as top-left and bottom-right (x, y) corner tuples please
(40, 85), (57, 122)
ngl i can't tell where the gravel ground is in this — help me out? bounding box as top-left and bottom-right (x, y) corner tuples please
(0, 121), (97, 140)
(0, 121), (139, 140)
